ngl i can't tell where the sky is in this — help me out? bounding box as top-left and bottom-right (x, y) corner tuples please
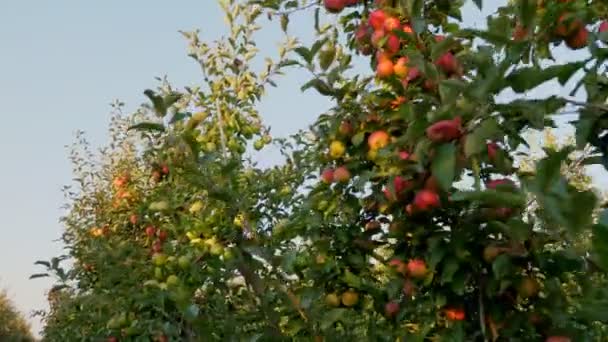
(0, 0), (603, 338)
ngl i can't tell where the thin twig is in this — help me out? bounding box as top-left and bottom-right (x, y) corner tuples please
(215, 99), (228, 159)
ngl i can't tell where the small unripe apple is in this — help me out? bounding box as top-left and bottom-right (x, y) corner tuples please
(483, 245), (502, 263)
(152, 253), (167, 266)
(321, 168), (335, 184)
(407, 259), (427, 278)
(413, 190), (440, 211)
(325, 293), (341, 307)
(341, 289), (359, 307)
(384, 16), (401, 32)
(518, 277), (540, 298)
(566, 27), (588, 50)
(145, 226), (156, 237)
(166, 274), (180, 287)
(324, 0), (345, 13)
(178, 255), (191, 270)
(334, 166), (351, 183)
(393, 57), (409, 78)
(384, 301), (400, 318)
(329, 140), (346, 159)
(368, 130), (390, 150)
(369, 10), (387, 31)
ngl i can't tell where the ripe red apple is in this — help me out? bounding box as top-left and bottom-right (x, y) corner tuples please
(129, 214), (138, 225)
(403, 24), (414, 35)
(145, 226), (156, 238)
(426, 117), (462, 142)
(384, 34), (400, 55)
(445, 308), (465, 321)
(156, 335), (168, 342)
(376, 60), (394, 78)
(321, 168), (335, 184)
(566, 27), (588, 49)
(435, 52), (459, 75)
(384, 301), (400, 318)
(324, 0), (345, 13)
(369, 10), (387, 31)
(413, 189), (440, 211)
(393, 57), (409, 78)
(158, 229), (168, 242)
(383, 176), (411, 201)
(344, 0), (359, 6)
(407, 259), (427, 278)
(371, 29), (386, 48)
(107, 337), (118, 342)
(424, 176), (440, 192)
(334, 166), (351, 183)
(339, 120), (353, 136)
(152, 240), (163, 253)
(555, 13), (582, 37)
(384, 16), (401, 32)
(398, 150), (411, 160)
(388, 258), (407, 274)
(600, 21), (608, 33)
(407, 67), (421, 81)
(368, 130), (390, 150)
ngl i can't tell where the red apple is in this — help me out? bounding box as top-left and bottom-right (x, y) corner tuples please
(161, 164), (169, 175)
(566, 27), (588, 50)
(130, 214), (138, 225)
(321, 168), (335, 184)
(426, 117), (462, 142)
(334, 166), (351, 183)
(376, 60), (394, 78)
(388, 258), (407, 274)
(445, 308), (466, 321)
(383, 176), (411, 201)
(384, 16), (401, 32)
(344, 0), (359, 6)
(407, 259), (427, 278)
(368, 130), (390, 150)
(545, 337), (571, 342)
(398, 150), (411, 160)
(152, 240), (163, 253)
(384, 301), (400, 318)
(371, 29), (385, 48)
(487, 142), (499, 160)
(435, 52), (459, 75)
(555, 13), (582, 37)
(339, 120), (353, 136)
(600, 21), (608, 33)
(324, 0), (345, 13)
(145, 226), (156, 237)
(384, 34), (400, 55)
(486, 178), (515, 190)
(413, 189), (440, 211)
(369, 10), (387, 31)
(158, 229), (168, 242)
(394, 57), (408, 78)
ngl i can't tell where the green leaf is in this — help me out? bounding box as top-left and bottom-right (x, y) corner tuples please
(321, 309), (349, 330)
(29, 273), (50, 279)
(280, 14), (289, 32)
(506, 62), (585, 93)
(492, 254), (512, 279)
(144, 89), (166, 117)
(593, 219), (608, 271)
(351, 131), (365, 147)
(431, 143), (456, 191)
(451, 190), (525, 207)
(34, 260), (51, 268)
(128, 122), (166, 133)
(342, 269), (362, 288)
(301, 79), (334, 96)
(440, 258), (459, 285)
(464, 117), (501, 157)
(169, 112), (191, 124)
(472, 0), (482, 10)
(294, 47), (312, 64)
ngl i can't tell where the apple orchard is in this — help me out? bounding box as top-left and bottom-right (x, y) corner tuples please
(34, 0), (608, 341)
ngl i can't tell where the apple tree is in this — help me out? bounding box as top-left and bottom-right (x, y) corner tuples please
(35, 0), (608, 341)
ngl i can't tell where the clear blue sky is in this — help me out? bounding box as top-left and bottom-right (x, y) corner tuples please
(2, 0), (600, 337)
